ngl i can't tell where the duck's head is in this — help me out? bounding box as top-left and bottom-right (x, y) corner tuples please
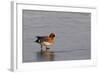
(49, 33), (56, 38)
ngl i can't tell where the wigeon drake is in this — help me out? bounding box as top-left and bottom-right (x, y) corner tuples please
(35, 33), (56, 52)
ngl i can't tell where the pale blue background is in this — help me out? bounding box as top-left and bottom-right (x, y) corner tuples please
(22, 10), (91, 62)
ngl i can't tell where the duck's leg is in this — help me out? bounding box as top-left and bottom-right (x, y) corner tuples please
(40, 44), (43, 53)
(46, 46), (50, 52)
(46, 46), (48, 52)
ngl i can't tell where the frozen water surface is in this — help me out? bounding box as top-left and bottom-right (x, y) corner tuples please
(22, 10), (91, 62)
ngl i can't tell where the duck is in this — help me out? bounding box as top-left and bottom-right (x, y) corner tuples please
(35, 33), (56, 52)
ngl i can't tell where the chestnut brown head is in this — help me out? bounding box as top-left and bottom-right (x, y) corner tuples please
(49, 33), (55, 38)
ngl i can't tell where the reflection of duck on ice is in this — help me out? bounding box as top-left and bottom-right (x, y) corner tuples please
(40, 51), (54, 61)
(37, 50), (55, 61)
(35, 33), (56, 52)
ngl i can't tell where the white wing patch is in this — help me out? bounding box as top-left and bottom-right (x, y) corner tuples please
(43, 42), (52, 46)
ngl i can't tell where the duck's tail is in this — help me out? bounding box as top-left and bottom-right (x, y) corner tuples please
(34, 36), (40, 43)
